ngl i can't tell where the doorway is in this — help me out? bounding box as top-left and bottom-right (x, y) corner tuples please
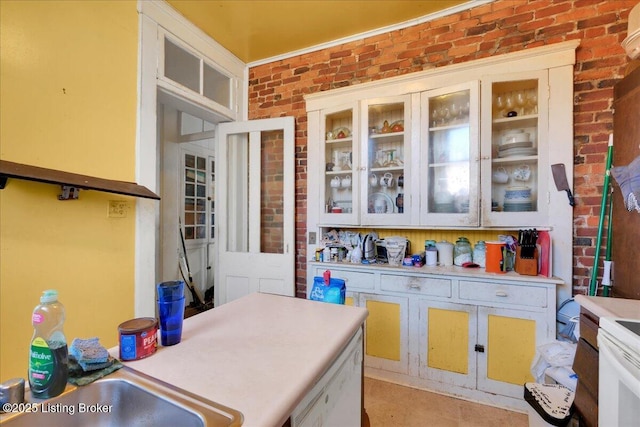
(159, 103), (217, 308)
(156, 94), (296, 309)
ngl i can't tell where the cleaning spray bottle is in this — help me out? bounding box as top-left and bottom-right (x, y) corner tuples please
(28, 290), (68, 398)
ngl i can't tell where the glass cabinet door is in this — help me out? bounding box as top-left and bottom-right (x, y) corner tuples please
(420, 82), (480, 226)
(319, 105), (359, 225)
(361, 95), (411, 225)
(481, 71), (548, 227)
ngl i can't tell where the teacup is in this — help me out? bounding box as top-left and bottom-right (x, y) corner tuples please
(330, 176), (341, 188)
(380, 172), (394, 187)
(341, 175), (351, 188)
(369, 173), (378, 187)
(513, 164), (531, 181)
(492, 167), (509, 184)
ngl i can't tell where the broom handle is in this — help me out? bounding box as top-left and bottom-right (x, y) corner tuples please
(589, 135), (613, 296)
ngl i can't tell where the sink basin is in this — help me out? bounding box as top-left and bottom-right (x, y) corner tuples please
(0, 366), (242, 426)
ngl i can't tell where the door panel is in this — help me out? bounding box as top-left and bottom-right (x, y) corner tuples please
(217, 117), (295, 305)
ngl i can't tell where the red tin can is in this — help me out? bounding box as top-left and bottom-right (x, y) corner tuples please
(118, 317), (158, 361)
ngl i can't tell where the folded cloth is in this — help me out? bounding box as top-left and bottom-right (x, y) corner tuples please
(68, 357), (123, 387)
(611, 154), (640, 213)
(69, 337), (109, 364)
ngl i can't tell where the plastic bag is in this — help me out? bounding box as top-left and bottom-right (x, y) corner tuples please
(530, 340), (577, 391)
(309, 271), (345, 304)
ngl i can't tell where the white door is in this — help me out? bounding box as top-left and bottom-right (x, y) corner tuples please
(216, 117), (296, 305)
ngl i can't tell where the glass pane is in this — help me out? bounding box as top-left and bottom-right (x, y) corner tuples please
(203, 62), (231, 108)
(226, 133), (249, 252)
(491, 80), (539, 214)
(261, 130), (284, 254)
(164, 38), (200, 93)
(210, 158), (215, 239)
(324, 109), (353, 214)
(184, 153), (209, 240)
(367, 102), (405, 214)
(427, 90), (471, 213)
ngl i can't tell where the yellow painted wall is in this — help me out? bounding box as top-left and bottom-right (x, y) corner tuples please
(0, 0), (139, 381)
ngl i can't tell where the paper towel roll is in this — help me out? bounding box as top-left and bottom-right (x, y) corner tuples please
(435, 241), (453, 266)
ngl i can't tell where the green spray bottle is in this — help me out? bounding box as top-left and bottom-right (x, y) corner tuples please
(28, 290), (68, 398)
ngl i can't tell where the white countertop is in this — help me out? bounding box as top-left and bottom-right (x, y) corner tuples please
(575, 295), (640, 319)
(112, 292), (368, 427)
(309, 261), (564, 285)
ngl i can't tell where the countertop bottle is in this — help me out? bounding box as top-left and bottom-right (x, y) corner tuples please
(28, 290), (68, 399)
(473, 240), (486, 267)
(425, 240), (438, 266)
(454, 237), (472, 266)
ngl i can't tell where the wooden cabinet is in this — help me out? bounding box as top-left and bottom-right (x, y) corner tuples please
(611, 65), (640, 300)
(418, 300), (478, 389)
(359, 293), (409, 375)
(572, 307), (600, 427)
(305, 42), (578, 303)
(310, 263), (560, 411)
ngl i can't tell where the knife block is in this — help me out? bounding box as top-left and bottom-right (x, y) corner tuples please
(515, 246), (538, 276)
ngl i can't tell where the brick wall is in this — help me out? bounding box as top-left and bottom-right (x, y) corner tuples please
(248, 0), (639, 298)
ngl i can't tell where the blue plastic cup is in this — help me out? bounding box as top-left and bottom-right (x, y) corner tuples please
(157, 281), (185, 302)
(158, 297), (185, 346)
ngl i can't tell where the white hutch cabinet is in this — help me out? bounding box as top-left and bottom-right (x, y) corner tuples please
(305, 41), (578, 411)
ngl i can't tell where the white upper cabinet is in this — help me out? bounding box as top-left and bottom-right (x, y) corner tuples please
(318, 103), (360, 225)
(420, 82), (480, 227)
(361, 95), (413, 226)
(481, 70), (549, 227)
(306, 41), (577, 232)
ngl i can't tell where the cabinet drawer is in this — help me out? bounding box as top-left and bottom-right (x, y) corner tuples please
(380, 275), (451, 297)
(579, 308), (599, 349)
(315, 268), (376, 290)
(459, 281), (547, 308)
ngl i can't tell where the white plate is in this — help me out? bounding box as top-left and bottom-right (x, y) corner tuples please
(622, 29), (640, 59)
(498, 140), (533, 150)
(368, 192), (395, 214)
(498, 147), (537, 158)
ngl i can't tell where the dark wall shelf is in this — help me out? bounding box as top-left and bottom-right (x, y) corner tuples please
(0, 160), (160, 200)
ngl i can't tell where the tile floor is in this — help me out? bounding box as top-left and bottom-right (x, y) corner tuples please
(364, 377), (529, 427)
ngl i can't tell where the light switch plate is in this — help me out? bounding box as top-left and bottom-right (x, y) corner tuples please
(308, 232), (316, 245)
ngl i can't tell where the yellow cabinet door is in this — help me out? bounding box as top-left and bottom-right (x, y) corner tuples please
(418, 300), (477, 389)
(476, 306), (546, 398)
(360, 293), (409, 375)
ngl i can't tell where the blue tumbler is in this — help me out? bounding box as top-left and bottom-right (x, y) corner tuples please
(157, 281), (186, 346)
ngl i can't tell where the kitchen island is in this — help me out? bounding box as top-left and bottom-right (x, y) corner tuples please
(113, 292), (368, 426)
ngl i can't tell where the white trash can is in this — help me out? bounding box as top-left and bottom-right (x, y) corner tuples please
(524, 382), (574, 427)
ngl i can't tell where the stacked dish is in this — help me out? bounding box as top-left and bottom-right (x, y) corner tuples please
(622, 3), (640, 60)
(498, 130), (536, 158)
(504, 186), (533, 212)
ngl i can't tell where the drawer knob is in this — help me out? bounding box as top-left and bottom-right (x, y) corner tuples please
(495, 291), (508, 297)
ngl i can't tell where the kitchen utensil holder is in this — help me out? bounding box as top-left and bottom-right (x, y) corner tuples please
(515, 246), (538, 276)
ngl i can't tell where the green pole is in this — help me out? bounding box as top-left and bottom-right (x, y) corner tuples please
(589, 135), (613, 296)
(602, 186), (614, 297)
